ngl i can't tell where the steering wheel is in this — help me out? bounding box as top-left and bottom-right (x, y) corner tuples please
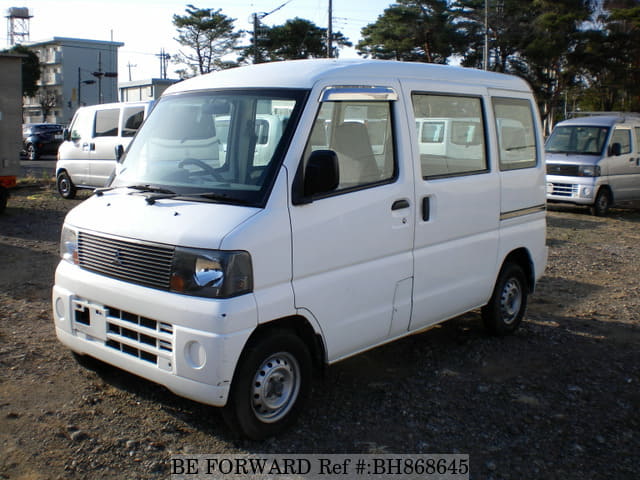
(178, 158), (225, 182)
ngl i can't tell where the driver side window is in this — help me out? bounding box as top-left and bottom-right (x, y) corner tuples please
(303, 100), (395, 192)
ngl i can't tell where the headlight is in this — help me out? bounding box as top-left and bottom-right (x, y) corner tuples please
(578, 165), (601, 177)
(170, 248), (253, 298)
(60, 226), (78, 264)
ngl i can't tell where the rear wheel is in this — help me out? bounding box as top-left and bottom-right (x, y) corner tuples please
(222, 331), (312, 440)
(482, 263), (528, 335)
(590, 188), (611, 216)
(57, 171), (77, 199)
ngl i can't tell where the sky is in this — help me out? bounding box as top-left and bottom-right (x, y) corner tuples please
(1, 0), (395, 81)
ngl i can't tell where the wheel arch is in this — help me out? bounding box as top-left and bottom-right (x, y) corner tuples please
(501, 247), (535, 294)
(241, 315), (327, 374)
(596, 184), (614, 204)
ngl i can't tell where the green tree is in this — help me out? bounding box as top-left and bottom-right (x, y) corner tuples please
(520, 0), (593, 130)
(450, 0), (538, 72)
(357, 0), (459, 63)
(2, 44), (41, 97)
(172, 4), (241, 76)
(574, 0), (640, 111)
(245, 18), (351, 63)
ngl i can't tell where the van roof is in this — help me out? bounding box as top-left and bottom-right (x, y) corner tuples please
(74, 100), (153, 112)
(557, 114), (640, 128)
(164, 59), (532, 95)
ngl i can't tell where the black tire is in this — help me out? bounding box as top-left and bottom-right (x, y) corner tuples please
(57, 171), (77, 199)
(0, 187), (8, 214)
(482, 263), (528, 336)
(590, 188), (611, 216)
(222, 331), (312, 440)
(26, 143), (38, 161)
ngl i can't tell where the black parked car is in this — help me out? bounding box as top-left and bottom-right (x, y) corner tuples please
(22, 123), (65, 160)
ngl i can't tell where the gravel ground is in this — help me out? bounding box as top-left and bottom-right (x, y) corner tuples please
(1, 186), (639, 480)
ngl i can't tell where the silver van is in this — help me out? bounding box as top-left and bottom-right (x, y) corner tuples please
(56, 101), (153, 198)
(545, 113), (640, 215)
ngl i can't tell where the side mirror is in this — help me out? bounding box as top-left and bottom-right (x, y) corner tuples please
(114, 144), (125, 163)
(609, 142), (622, 157)
(63, 128), (71, 141)
(303, 150), (339, 198)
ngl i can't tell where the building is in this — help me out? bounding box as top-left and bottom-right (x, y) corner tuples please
(0, 52), (23, 199)
(119, 78), (179, 102)
(23, 37), (123, 124)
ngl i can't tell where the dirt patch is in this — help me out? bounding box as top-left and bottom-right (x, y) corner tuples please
(1, 188), (639, 479)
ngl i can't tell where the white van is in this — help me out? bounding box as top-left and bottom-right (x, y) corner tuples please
(52, 60), (547, 439)
(545, 113), (640, 215)
(56, 101), (153, 198)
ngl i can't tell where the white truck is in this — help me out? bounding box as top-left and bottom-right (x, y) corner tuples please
(53, 59), (547, 439)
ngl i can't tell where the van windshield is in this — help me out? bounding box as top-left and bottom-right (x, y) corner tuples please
(545, 125), (609, 155)
(112, 89), (306, 207)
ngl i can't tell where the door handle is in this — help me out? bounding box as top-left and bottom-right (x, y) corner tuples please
(391, 199), (410, 210)
(422, 196), (431, 221)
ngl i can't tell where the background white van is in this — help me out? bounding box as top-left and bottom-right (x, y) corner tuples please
(546, 113), (640, 215)
(56, 101), (153, 198)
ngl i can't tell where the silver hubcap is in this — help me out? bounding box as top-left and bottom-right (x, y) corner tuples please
(500, 278), (522, 325)
(251, 352), (300, 423)
(59, 177), (69, 194)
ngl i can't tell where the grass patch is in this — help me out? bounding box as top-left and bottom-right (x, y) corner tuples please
(17, 170), (56, 188)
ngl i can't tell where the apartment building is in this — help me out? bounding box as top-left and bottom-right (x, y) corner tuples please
(23, 37), (123, 124)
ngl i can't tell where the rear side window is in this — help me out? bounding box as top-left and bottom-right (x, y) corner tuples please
(411, 94), (487, 178)
(94, 109), (120, 137)
(493, 98), (537, 170)
(122, 106), (145, 137)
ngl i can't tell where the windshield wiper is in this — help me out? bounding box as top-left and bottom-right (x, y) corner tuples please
(186, 192), (252, 205)
(127, 184), (177, 195)
(124, 185), (178, 205)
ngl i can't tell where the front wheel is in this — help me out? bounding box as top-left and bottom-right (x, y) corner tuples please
(222, 331), (312, 440)
(590, 189), (611, 216)
(482, 263), (528, 336)
(57, 171), (77, 199)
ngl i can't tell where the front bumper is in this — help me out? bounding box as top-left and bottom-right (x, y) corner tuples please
(546, 175), (597, 205)
(52, 261), (257, 407)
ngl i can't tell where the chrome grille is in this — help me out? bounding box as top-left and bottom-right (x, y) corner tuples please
(549, 182), (579, 197)
(77, 232), (174, 290)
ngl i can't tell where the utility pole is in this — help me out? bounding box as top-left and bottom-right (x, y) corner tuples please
(327, 0), (333, 58)
(126, 62), (137, 81)
(251, 1), (292, 64)
(91, 52), (117, 104)
(483, 0), (489, 70)
(253, 13), (261, 64)
(156, 49), (170, 79)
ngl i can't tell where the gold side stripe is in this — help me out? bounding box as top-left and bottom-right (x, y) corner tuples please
(500, 204), (546, 221)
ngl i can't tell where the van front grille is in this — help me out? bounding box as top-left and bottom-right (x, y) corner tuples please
(105, 306), (173, 365)
(77, 232), (174, 290)
(547, 164), (581, 176)
(549, 182), (579, 197)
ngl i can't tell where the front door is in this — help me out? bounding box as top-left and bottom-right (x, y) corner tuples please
(290, 87), (415, 362)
